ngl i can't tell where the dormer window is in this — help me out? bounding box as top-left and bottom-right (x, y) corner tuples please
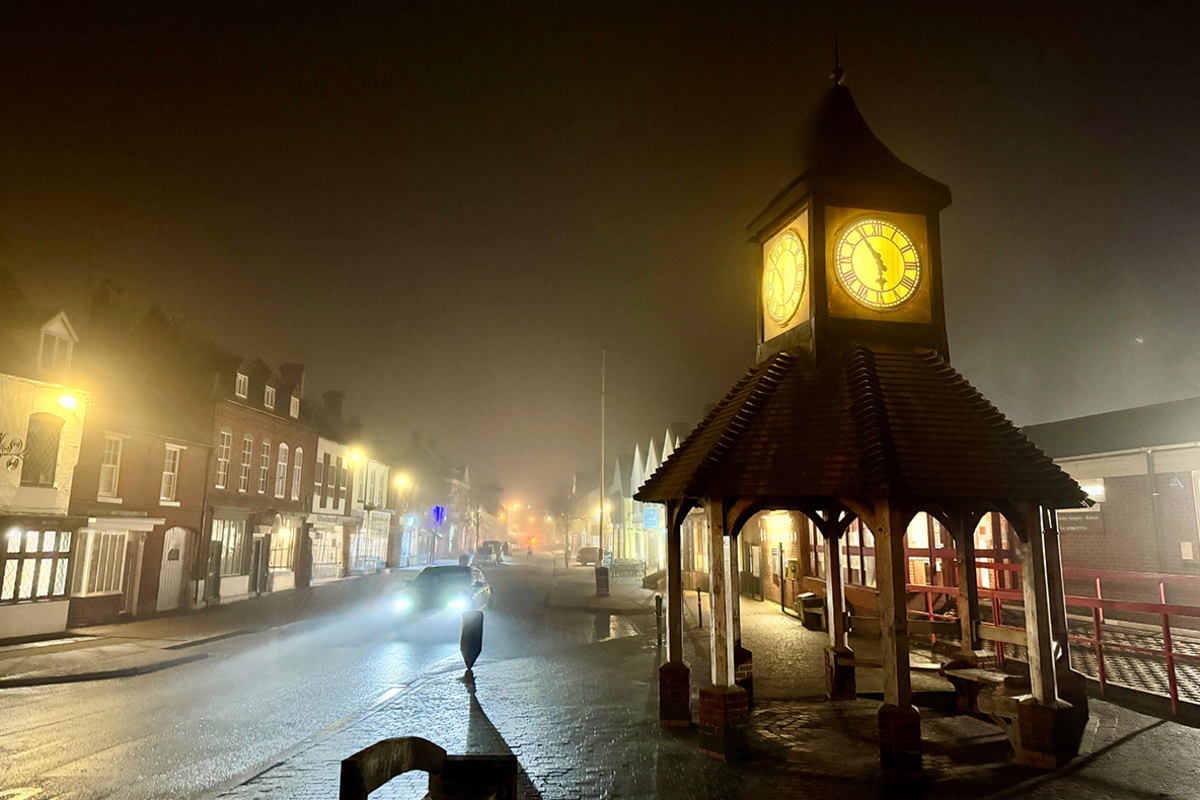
(235, 373), (249, 398)
(264, 386), (276, 410)
(289, 395), (300, 419)
(39, 332), (72, 372)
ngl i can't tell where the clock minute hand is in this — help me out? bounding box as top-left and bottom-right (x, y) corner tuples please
(861, 237), (889, 289)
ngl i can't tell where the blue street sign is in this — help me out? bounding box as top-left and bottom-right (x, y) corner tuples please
(642, 505), (660, 529)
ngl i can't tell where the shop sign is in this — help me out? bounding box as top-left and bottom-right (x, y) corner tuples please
(1058, 509), (1104, 535)
(642, 505), (660, 529)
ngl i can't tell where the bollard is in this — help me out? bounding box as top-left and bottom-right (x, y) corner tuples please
(696, 587), (703, 628)
(461, 610), (484, 671)
(655, 594), (664, 643)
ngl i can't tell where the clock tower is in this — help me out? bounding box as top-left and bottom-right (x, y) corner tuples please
(749, 72), (952, 365)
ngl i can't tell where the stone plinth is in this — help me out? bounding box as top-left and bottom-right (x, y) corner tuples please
(878, 703), (922, 779)
(659, 661), (691, 726)
(824, 646), (856, 701)
(698, 684), (749, 760)
(1013, 698), (1079, 769)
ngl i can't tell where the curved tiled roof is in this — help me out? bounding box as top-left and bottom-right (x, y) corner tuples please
(635, 345), (1085, 509)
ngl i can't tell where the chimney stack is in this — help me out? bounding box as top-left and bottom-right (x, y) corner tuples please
(279, 363), (305, 397)
(323, 390), (345, 419)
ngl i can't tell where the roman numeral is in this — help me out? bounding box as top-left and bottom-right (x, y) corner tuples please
(900, 275), (916, 290)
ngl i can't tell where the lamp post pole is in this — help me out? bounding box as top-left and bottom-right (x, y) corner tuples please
(599, 349), (606, 564)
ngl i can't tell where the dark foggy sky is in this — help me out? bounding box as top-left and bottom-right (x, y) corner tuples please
(4, 2), (1200, 503)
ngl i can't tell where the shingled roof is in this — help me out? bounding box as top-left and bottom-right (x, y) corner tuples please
(635, 345), (1085, 509)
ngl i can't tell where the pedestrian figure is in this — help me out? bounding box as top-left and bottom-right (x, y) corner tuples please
(526, 544), (533, 562)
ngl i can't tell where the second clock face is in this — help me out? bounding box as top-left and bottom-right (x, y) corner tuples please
(834, 218), (922, 310)
(764, 228), (807, 325)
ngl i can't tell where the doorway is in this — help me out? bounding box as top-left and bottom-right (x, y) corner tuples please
(157, 527), (188, 612)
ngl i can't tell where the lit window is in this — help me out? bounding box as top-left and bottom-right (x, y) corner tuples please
(270, 520), (294, 571)
(98, 435), (123, 498)
(239, 436), (253, 492)
(275, 444), (289, 498)
(2, 528), (71, 603)
(39, 332), (72, 372)
(1078, 478), (1106, 504)
(290, 395), (300, 419)
(215, 429), (233, 489)
(235, 373), (249, 398)
(258, 440), (271, 493)
(160, 446), (183, 502)
(70, 529), (127, 596)
(20, 414), (64, 488)
(292, 447), (303, 500)
(264, 386), (276, 410)
(212, 518), (246, 576)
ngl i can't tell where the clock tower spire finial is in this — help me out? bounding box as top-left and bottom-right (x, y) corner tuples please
(831, 34), (844, 85)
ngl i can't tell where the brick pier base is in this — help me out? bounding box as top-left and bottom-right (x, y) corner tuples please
(878, 703), (922, 779)
(659, 661), (691, 726)
(824, 646), (856, 701)
(1013, 698), (1079, 769)
(734, 645), (754, 707)
(698, 684), (749, 760)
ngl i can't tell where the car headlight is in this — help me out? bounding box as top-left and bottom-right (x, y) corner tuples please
(394, 596), (413, 613)
(446, 597), (468, 611)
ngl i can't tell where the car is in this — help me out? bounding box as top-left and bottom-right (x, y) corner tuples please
(393, 565), (492, 617)
(474, 542), (496, 563)
(576, 546), (600, 565)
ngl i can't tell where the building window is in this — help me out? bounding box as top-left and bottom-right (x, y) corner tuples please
(269, 520), (294, 571)
(20, 413), (65, 488)
(211, 518), (246, 576)
(39, 332), (72, 372)
(160, 445), (183, 502)
(275, 443), (289, 498)
(337, 458), (347, 504)
(258, 440), (271, 493)
(239, 436), (253, 492)
(291, 447), (303, 501)
(264, 386), (276, 410)
(2, 528), (71, 604)
(215, 429), (233, 489)
(98, 435), (123, 498)
(290, 395), (300, 419)
(70, 529), (126, 596)
(235, 372), (249, 398)
(315, 458), (326, 507)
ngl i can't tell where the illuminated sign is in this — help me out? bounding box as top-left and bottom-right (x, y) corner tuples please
(642, 505), (660, 529)
(432, 505), (447, 527)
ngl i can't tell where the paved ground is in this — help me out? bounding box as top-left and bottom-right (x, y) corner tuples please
(4, 556), (1200, 799)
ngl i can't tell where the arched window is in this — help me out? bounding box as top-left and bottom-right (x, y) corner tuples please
(291, 447), (303, 501)
(275, 443), (289, 498)
(21, 413), (65, 487)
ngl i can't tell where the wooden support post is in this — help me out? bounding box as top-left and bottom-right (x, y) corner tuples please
(1041, 507), (1069, 659)
(951, 517), (984, 657)
(659, 501), (690, 726)
(871, 499), (921, 778)
(697, 498), (748, 759)
(729, 529), (753, 705)
(823, 521), (855, 700)
(1016, 504), (1058, 705)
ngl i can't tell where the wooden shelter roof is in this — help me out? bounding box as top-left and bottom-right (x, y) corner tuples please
(635, 345), (1085, 509)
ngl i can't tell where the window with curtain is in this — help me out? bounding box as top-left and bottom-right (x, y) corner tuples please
(212, 519), (246, 576)
(98, 435), (123, 497)
(292, 448), (303, 500)
(70, 529), (127, 596)
(275, 443), (289, 498)
(20, 413), (65, 487)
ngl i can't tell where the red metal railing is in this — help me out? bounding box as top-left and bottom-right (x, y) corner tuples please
(904, 563), (1200, 714)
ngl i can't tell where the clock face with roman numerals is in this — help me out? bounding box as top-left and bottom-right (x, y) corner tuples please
(834, 218), (922, 310)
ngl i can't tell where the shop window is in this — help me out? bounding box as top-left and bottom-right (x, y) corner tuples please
(2, 528), (71, 603)
(70, 529), (126, 597)
(20, 413), (64, 487)
(212, 519), (246, 576)
(270, 522), (294, 571)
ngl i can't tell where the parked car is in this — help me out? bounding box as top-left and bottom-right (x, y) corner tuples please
(576, 546), (600, 565)
(475, 542), (496, 563)
(394, 565), (492, 617)
(480, 539), (504, 563)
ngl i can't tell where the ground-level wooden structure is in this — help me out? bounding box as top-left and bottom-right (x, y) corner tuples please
(638, 346), (1091, 776)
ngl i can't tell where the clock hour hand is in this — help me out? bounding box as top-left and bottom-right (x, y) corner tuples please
(861, 237), (889, 289)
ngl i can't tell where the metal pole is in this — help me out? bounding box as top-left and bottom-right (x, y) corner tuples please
(599, 350), (606, 564)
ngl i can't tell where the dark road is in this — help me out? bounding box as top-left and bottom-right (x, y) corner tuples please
(0, 565), (600, 800)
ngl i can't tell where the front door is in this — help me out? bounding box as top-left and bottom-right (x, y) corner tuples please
(157, 527), (187, 611)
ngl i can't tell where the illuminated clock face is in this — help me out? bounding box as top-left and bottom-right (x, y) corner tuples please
(763, 229), (806, 325)
(834, 218), (922, 310)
